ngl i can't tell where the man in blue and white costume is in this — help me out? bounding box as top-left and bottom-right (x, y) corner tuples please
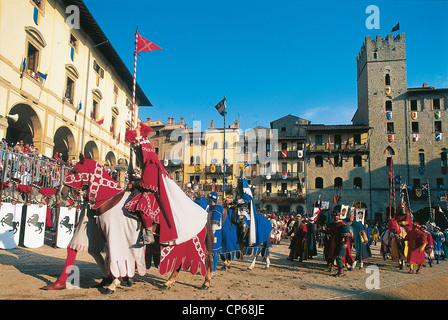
(222, 171), (272, 267)
(207, 191), (223, 275)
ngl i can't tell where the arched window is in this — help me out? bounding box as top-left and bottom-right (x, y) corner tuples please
(441, 149), (447, 167)
(354, 177), (362, 189)
(315, 177), (323, 189)
(334, 177), (343, 189)
(353, 155), (362, 167)
(385, 74), (391, 86)
(419, 149), (425, 167)
(315, 155), (323, 167)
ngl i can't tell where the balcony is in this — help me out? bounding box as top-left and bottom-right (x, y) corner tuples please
(205, 164), (233, 175)
(260, 191), (305, 203)
(307, 143), (369, 154)
(264, 171), (304, 181)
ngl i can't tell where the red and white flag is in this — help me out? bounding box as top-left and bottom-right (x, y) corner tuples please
(136, 32), (162, 53)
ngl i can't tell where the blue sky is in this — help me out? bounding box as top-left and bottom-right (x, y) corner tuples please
(84, 0), (448, 131)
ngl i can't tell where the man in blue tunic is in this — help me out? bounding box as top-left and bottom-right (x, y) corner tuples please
(207, 191), (223, 275)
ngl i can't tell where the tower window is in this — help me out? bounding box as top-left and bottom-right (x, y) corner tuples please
(354, 177), (362, 189)
(435, 121), (442, 133)
(411, 122), (419, 133)
(433, 99), (441, 110)
(387, 122), (394, 133)
(354, 155), (362, 167)
(385, 74), (391, 86)
(410, 100), (418, 111)
(315, 155), (323, 167)
(385, 100), (392, 111)
(315, 177), (323, 189)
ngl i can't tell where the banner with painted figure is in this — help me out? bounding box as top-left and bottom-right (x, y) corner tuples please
(0, 203), (23, 249)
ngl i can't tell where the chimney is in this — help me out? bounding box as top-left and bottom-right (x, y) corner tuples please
(180, 117), (184, 125)
(422, 82), (428, 88)
(146, 117), (151, 123)
(210, 119), (214, 129)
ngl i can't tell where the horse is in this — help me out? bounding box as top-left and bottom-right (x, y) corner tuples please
(220, 205), (272, 271)
(61, 155), (213, 293)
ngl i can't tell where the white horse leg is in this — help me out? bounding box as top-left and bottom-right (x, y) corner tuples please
(265, 256), (270, 269)
(104, 278), (120, 294)
(248, 256), (257, 270)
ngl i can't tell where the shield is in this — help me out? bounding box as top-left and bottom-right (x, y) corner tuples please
(415, 188), (422, 197)
(56, 207), (77, 248)
(282, 172), (287, 179)
(0, 203), (23, 249)
(297, 150), (303, 158)
(412, 133), (419, 142)
(23, 204), (47, 248)
(436, 133), (442, 141)
(386, 111), (393, 120)
(210, 165), (216, 173)
(281, 150), (287, 158)
(411, 112), (418, 120)
(418, 166), (425, 175)
(388, 134), (394, 143)
(435, 111), (441, 119)
(385, 86), (391, 95)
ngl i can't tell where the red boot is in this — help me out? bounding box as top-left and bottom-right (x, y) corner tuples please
(42, 280), (66, 290)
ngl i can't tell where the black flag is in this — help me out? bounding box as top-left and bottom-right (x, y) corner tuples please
(391, 23), (400, 32)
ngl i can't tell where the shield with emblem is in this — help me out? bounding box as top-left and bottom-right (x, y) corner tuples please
(386, 111), (393, 120)
(418, 166), (425, 175)
(385, 86), (391, 95)
(297, 150), (303, 158)
(435, 111), (441, 119)
(56, 206), (77, 248)
(23, 204), (47, 248)
(415, 188), (422, 198)
(436, 133), (442, 141)
(0, 203), (23, 249)
(411, 112), (418, 120)
(412, 133), (419, 142)
(388, 134), (394, 143)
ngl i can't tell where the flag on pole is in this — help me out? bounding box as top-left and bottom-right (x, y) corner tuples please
(391, 23), (400, 32)
(214, 97), (226, 116)
(75, 102), (82, 121)
(96, 115), (104, 125)
(136, 32), (162, 53)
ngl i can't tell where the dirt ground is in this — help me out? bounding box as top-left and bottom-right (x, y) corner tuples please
(1, 234), (448, 305)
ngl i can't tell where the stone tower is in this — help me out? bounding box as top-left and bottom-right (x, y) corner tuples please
(353, 33), (408, 214)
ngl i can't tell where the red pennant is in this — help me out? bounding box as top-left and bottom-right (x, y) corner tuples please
(136, 32), (162, 53)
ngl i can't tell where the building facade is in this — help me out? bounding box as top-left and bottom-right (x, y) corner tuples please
(0, 0), (150, 166)
(353, 33), (448, 219)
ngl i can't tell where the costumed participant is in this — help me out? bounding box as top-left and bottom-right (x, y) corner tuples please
(194, 193), (208, 210)
(124, 122), (208, 276)
(404, 222), (428, 274)
(287, 214), (301, 261)
(388, 203), (412, 269)
(295, 219), (309, 262)
(370, 225), (380, 245)
(307, 219), (318, 259)
(314, 208), (334, 267)
(421, 225), (434, 267)
(430, 225), (445, 264)
(328, 209), (352, 277)
(344, 212), (371, 269)
(207, 191), (223, 274)
(43, 196), (110, 290)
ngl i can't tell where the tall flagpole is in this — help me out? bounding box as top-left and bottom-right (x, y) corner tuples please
(223, 96), (226, 197)
(130, 27), (139, 164)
